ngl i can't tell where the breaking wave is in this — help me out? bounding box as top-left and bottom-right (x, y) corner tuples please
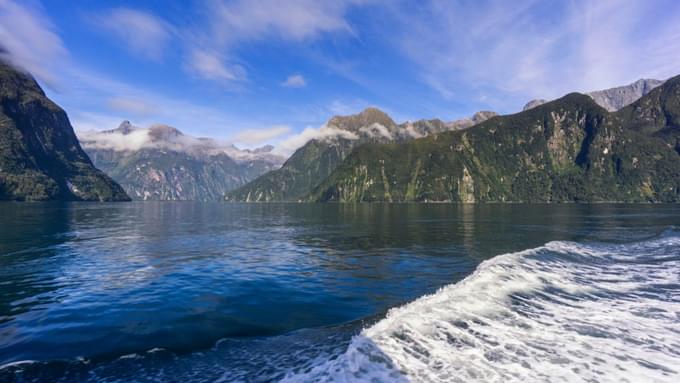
(283, 230), (680, 382)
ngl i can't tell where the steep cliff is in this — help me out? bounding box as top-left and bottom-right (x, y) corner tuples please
(0, 61), (129, 201)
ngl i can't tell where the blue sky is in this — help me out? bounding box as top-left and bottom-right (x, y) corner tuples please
(1, 0), (680, 153)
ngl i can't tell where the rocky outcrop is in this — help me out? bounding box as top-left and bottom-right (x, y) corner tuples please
(524, 79), (664, 113)
(589, 79), (664, 112)
(523, 99), (547, 111)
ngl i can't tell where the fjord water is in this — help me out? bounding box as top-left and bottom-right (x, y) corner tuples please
(0, 203), (679, 382)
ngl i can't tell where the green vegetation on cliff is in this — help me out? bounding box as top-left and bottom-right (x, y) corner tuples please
(225, 108), (400, 202)
(308, 77), (680, 203)
(225, 107), (497, 202)
(0, 61), (129, 201)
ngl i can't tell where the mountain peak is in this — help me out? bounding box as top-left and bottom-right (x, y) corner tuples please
(588, 78), (664, 111)
(250, 144), (275, 154)
(523, 99), (547, 111)
(471, 111), (498, 123)
(328, 107), (396, 131)
(115, 120), (135, 134)
(0, 58), (47, 101)
(148, 124), (184, 141)
(358, 106), (389, 117)
(522, 78), (665, 113)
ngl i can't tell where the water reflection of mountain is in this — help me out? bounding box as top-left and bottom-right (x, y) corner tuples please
(0, 203), (73, 324)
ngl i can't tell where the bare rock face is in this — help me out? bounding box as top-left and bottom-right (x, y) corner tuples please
(446, 110), (498, 131)
(79, 122), (285, 201)
(327, 107), (397, 132)
(588, 79), (665, 112)
(524, 79), (664, 113)
(471, 110), (498, 124)
(523, 99), (547, 111)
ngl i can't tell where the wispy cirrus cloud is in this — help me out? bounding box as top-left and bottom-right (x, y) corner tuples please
(385, 0), (680, 110)
(230, 126), (291, 145)
(0, 0), (68, 87)
(207, 0), (360, 44)
(88, 7), (172, 61)
(182, 0), (365, 85)
(281, 74), (306, 88)
(0, 1), (264, 138)
(185, 49), (246, 83)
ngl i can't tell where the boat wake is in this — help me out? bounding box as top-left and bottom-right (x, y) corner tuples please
(283, 230), (680, 382)
(3, 230), (680, 382)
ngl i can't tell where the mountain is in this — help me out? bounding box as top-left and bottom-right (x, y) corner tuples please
(79, 122), (285, 201)
(225, 108), (497, 202)
(0, 60), (129, 201)
(523, 78), (664, 112)
(307, 75), (680, 203)
(589, 78), (665, 111)
(522, 99), (547, 111)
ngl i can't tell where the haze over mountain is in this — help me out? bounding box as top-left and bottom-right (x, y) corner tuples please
(0, 60), (128, 201)
(523, 78), (665, 112)
(79, 122), (285, 200)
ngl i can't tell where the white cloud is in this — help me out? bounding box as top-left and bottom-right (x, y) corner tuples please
(230, 126), (291, 145)
(187, 49), (245, 82)
(208, 0), (359, 44)
(78, 126), (152, 152)
(70, 111), (129, 134)
(403, 123), (424, 139)
(387, 0), (680, 108)
(359, 123), (392, 140)
(0, 0), (331, 158)
(182, 0), (366, 85)
(282, 74), (306, 88)
(63, 67), (256, 137)
(89, 7), (172, 61)
(0, 0), (68, 87)
(77, 122), (285, 164)
(273, 124), (358, 156)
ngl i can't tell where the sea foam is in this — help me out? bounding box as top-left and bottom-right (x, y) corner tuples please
(283, 232), (680, 382)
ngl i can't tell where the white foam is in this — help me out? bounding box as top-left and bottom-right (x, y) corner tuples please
(283, 235), (680, 382)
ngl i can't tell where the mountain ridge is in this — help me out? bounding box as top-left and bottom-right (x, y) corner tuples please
(306, 78), (680, 203)
(523, 78), (665, 112)
(0, 60), (129, 201)
(225, 107), (498, 201)
(79, 121), (285, 201)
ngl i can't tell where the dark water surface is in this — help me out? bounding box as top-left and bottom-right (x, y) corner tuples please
(0, 203), (678, 382)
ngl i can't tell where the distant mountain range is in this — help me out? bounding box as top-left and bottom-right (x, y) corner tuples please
(79, 122), (285, 201)
(0, 60), (128, 201)
(229, 76), (680, 203)
(225, 108), (498, 202)
(2, 55), (675, 204)
(523, 78), (664, 112)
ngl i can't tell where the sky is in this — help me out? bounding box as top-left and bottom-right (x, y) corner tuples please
(1, 0), (679, 154)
